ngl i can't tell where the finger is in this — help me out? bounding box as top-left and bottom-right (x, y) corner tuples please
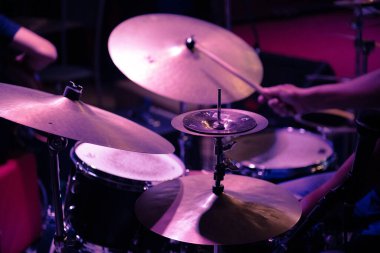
(257, 95), (267, 104)
(268, 98), (296, 117)
(267, 97), (280, 107)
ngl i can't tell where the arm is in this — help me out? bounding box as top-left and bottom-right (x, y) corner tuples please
(301, 138), (380, 217)
(10, 26), (57, 71)
(258, 69), (380, 116)
(301, 153), (354, 216)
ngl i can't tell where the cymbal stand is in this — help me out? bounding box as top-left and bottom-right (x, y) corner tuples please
(49, 82), (83, 252)
(352, 5), (376, 76)
(212, 89), (237, 253)
(178, 101), (191, 175)
(213, 89), (226, 195)
(48, 134), (68, 253)
(224, 0), (231, 31)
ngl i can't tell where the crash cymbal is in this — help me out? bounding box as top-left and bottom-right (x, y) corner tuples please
(108, 13), (263, 105)
(335, 0), (380, 6)
(0, 82), (174, 154)
(171, 108), (268, 137)
(135, 174), (302, 245)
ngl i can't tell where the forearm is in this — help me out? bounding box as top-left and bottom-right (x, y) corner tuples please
(10, 27), (57, 71)
(301, 154), (355, 216)
(307, 69), (380, 111)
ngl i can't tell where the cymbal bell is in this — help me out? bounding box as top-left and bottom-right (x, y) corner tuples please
(0, 82), (174, 154)
(171, 109), (268, 137)
(108, 13), (263, 105)
(135, 174), (302, 245)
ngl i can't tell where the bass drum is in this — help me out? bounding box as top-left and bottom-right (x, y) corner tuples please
(64, 142), (185, 251)
(226, 127), (336, 182)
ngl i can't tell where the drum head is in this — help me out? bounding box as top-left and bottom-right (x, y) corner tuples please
(72, 142), (185, 182)
(226, 127), (334, 172)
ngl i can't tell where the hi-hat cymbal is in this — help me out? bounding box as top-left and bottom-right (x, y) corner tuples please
(171, 108), (268, 137)
(0, 82), (174, 154)
(108, 13), (263, 105)
(135, 174), (302, 245)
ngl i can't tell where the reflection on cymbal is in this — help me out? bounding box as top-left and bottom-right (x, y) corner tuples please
(108, 13), (263, 105)
(172, 109), (268, 137)
(135, 174), (302, 245)
(0, 82), (174, 154)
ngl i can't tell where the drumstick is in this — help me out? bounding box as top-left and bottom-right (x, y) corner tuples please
(188, 39), (263, 94)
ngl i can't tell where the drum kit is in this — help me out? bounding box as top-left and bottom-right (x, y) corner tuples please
(3, 4), (373, 251)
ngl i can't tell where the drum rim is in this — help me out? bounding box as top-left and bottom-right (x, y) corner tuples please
(238, 127), (335, 167)
(233, 127), (337, 180)
(294, 109), (356, 133)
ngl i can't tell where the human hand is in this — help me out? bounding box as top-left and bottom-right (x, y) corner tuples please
(258, 84), (311, 117)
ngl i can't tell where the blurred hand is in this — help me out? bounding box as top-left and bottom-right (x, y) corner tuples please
(258, 84), (311, 117)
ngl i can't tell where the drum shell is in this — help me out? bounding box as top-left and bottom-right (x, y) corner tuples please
(64, 160), (146, 249)
(64, 142), (185, 250)
(294, 109), (357, 165)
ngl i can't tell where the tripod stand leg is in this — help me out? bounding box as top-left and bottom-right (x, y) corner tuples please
(48, 135), (68, 253)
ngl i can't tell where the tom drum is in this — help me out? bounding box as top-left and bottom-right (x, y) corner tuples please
(226, 127), (336, 182)
(64, 142), (185, 250)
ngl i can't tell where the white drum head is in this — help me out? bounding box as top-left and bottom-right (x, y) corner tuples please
(73, 142), (185, 182)
(227, 127), (334, 170)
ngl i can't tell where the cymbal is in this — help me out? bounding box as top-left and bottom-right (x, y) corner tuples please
(108, 13), (263, 105)
(0, 82), (174, 154)
(335, 0), (380, 6)
(171, 109), (268, 137)
(135, 174), (302, 245)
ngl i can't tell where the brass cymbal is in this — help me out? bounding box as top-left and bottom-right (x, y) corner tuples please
(171, 109), (268, 137)
(108, 13), (263, 105)
(135, 174), (302, 245)
(0, 82), (174, 154)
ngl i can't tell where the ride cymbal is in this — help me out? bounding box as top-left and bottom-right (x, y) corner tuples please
(108, 13), (263, 105)
(135, 174), (302, 245)
(0, 82), (174, 154)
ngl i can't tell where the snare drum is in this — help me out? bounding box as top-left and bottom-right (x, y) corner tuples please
(64, 142), (185, 250)
(226, 127), (336, 182)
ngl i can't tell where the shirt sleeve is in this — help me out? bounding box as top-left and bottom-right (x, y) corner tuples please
(0, 14), (21, 45)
